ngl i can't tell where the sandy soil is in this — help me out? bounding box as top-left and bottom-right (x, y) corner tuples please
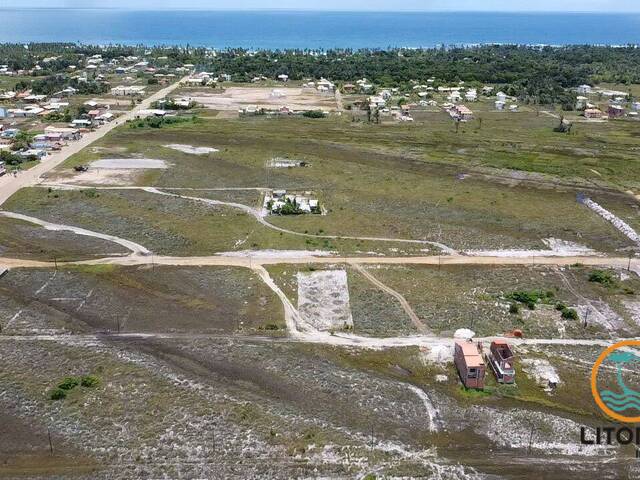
(91, 158), (167, 169)
(297, 269), (353, 331)
(189, 87), (338, 112)
(47, 169), (140, 186)
(164, 144), (219, 155)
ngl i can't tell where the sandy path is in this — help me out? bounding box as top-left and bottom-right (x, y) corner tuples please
(406, 384), (441, 433)
(353, 264), (429, 334)
(0, 330), (628, 349)
(0, 211), (150, 255)
(65, 253), (636, 269)
(250, 265), (312, 337)
(0, 77), (188, 207)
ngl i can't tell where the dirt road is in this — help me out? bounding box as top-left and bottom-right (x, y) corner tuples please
(353, 263), (429, 333)
(0, 252), (635, 270)
(0, 77), (187, 206)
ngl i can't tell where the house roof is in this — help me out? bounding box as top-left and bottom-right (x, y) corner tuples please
(456, 341), (484, 367)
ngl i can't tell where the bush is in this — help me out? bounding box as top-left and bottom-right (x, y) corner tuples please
(588, 269), (616, 288)
(58, 377), (80, 390)
(50, 388), (67, 400)
(561, 308), (579, 320)
(509, 303), (520, 314)
(302, 110), (325, 118)
(80, 375), (100, 388)
(505, 290), (554, 310)
(555, 302), (579, 320)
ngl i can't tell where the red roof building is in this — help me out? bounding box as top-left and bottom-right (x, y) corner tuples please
(454, 340), (486, 389)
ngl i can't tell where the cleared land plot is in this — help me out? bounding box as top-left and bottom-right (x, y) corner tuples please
(297, 269), (353, 331)
(186, 86), (337, 112)
(90, 158), (168, 169)
(0, 265), (284, 334)
(43, 115), (639, 252)
(0, 216), (128, 261)
(363, 264), (640, 338)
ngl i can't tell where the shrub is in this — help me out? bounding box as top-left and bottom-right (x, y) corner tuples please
(50, 388), (67, 400)
(302, 110), (325, 118)
(58, 377), (80, 390)
(561, 308), (579, 320)
(555, 302), (567, 311)
(80, 375), (100, 388)
(505, 290), (554, 310)
(509, 303), (520, 314)
(588, 269), (616, 288)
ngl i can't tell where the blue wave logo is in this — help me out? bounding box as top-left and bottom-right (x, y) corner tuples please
(599, 350), (640, 414)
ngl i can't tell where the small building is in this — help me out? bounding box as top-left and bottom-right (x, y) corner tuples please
(454, 341), (486, 389)
(632, 101), (640, 112)
(575, 96), (588, 109)
(584, 108), (603, 119)
(496, 91), (507, 103)
(608, 105), (625, 118)
(111, 85), (146, 96)
(577, 84), (592, 95)
(44, 126), (81, 140)
(277, 74), (289, 82)
(495, 100), (505, 111)
(486, 340), (515, 384)
(464, 89), (477, 102)
(450, 104), (474, 121)
(71, 119), (93, 128)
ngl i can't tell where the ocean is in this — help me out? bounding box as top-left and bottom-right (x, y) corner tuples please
(1, 9), (640, 49)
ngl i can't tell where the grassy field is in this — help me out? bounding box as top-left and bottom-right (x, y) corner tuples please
(3, 187), (437, 256)
(366, 264), (640, 338)
(0, 216), (129, 261)
(266, 262), (640, 339)
(0, 265), (285, 334)
(22, 112), (637, 254)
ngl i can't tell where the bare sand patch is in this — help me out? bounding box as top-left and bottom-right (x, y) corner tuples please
(297, 270), (353, 331)
(48, 168), (139, 186)
(164, 144), (219, 155)
(91, 158), (168, 169)
(188, 87), (337, 112)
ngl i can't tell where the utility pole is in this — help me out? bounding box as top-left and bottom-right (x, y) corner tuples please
(527, 423), (536, 455)
(584, 307), (591, 329)
(47, 427), (53, 455)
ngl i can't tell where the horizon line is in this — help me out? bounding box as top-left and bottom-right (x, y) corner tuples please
(1, 7), (638, 14)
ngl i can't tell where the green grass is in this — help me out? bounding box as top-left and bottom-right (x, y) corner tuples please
(41, 112), (639, 253)
(364, 264), (640, 338)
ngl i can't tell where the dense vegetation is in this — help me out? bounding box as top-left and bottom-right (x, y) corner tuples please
(3, 43), (640, 104)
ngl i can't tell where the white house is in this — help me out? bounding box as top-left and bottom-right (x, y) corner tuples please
(577, 84), (592, 95)
(496, 91), (507, 103)
(576, 96), (588, 109)
(464, 89), (478, 102)
(111, 85), (146, 96)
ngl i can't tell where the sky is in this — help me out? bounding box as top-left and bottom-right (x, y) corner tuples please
(4, 0), (640, 11)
